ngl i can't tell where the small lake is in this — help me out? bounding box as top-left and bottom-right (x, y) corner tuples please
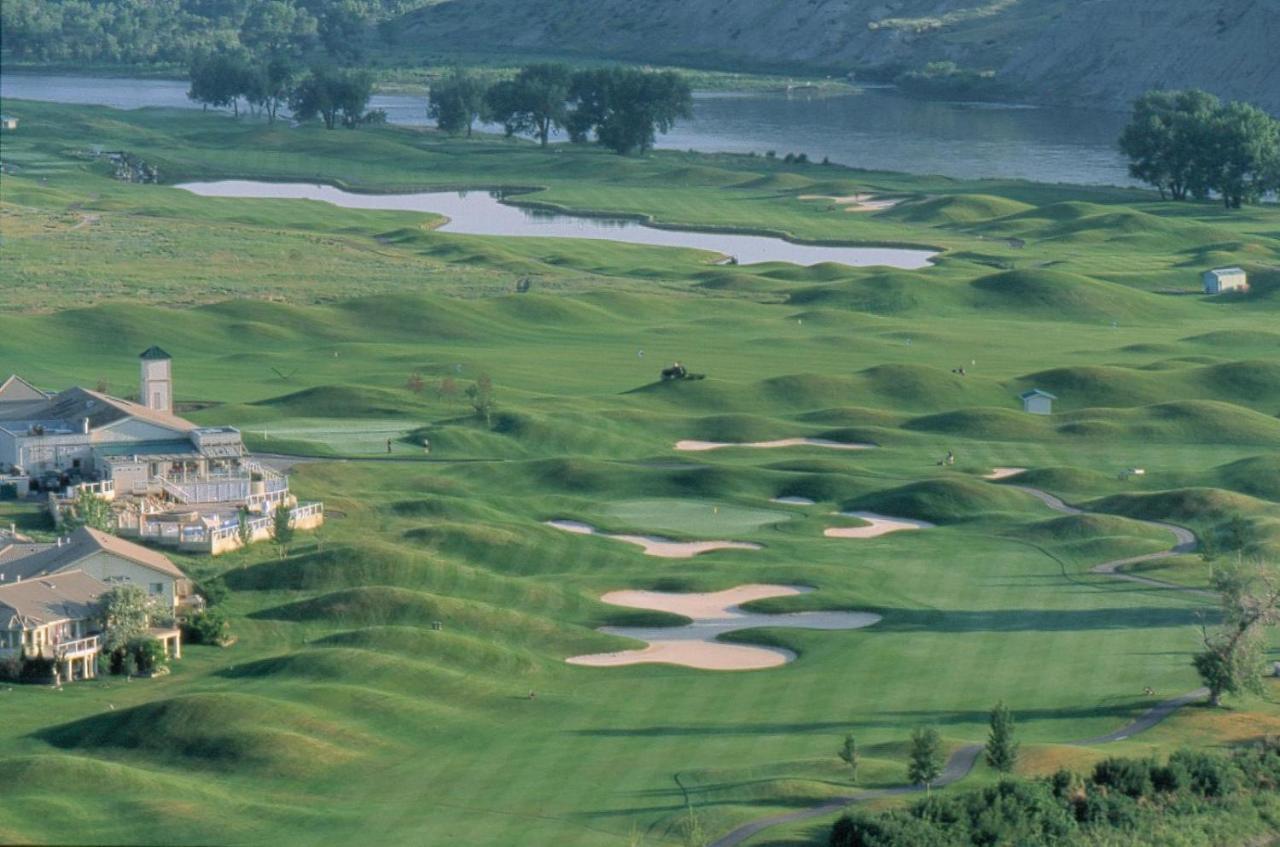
(175, 180), (938, 268)
(2, 72), (1133, 185)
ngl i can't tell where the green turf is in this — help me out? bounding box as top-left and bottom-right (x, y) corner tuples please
(0, 101), (1277, 847)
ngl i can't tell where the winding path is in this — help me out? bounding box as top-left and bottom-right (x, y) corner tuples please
(707, 483), (1209, 847)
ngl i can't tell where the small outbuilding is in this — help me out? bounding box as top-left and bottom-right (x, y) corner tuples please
(1202, 267), (1248, 295)
(1020, 389), (1056, 415)
(0, 115), (17, 131)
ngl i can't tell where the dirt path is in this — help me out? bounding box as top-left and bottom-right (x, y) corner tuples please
(707, 483), (1207, 847)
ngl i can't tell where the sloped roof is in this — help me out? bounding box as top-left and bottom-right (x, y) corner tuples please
(139, 346), (172, 360)
(0, 386), (197, 433)
(1019, 389), (1057, 400)
(0, 527), (187, 582)
(0, 375), (50, 404)
(1207, 267), (1245, 275)
(0, 570), (108, 630)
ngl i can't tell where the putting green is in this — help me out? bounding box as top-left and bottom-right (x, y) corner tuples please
(599, 498), (793, 536)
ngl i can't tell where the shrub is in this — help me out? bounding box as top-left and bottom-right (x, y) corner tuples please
(0, 654), (22, 681)
(1167, 749), (1239, 797)
(131, 637), (167, 674)
(19, 656), (58, 683)
(183, 608), (231, 645)
(1092, 757), (1155, 798)
(0, 482), (17, 500)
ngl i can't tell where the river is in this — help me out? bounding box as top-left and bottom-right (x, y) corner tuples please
(0, 71), (1133, 186)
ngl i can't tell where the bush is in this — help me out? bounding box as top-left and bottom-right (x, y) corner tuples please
(1092, 757), (1155, 798)
(0, 482), (17, 500)
(183, 608), (231, 646)
(131, 638), (167, 673)
(1167, 749), (1239, 797)
(0, 654), (22, 681)
(19, 656), (58, 683)
(196, 578), (229, 607)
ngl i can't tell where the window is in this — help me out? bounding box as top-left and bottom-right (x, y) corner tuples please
(150, 582), (164, 595)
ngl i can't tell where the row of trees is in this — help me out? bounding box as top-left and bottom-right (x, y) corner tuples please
(430, 64), (693, 154)
(2, 0), (410, 65)
(1120, 89), (1280, 208)
(189, 52), (375, 128)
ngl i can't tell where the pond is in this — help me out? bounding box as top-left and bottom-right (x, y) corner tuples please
(1, 71), (1133, 185)
(174, 180), (939, 268)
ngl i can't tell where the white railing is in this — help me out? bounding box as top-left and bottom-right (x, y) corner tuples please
(157, 477), (190, 504)
(292, 502), (323, 521)
(55, 635), (100, 657)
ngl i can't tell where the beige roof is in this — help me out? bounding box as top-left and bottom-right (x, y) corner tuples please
(0, 386), (197, 434)
(0, 375), (49, 404)
(0, 569), (108, 630)
(0, 527), (187, 582)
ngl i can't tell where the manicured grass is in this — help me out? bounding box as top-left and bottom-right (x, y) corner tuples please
(0, 102), (1277, 847)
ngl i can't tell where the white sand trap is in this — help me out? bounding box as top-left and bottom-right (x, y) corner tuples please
(566, 584), (881, 670)
(824, 511), (935, 539)
(984, 467), (1028, 480)
(675, 438), (875, 452)
(545, 520), (761, 559)
(798, 194), (903, 213)
(771, 496), (816, 506)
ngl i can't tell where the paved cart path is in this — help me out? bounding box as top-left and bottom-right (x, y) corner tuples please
(707, 484), (1208, 847)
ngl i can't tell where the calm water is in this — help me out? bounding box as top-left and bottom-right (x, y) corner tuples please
(1, 72), (1132, 185)
(175, 180), (938, 268)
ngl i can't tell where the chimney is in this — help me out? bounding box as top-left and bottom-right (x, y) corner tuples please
(81, 417), (90, 434)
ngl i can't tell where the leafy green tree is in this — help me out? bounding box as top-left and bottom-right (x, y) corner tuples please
(70, 489), (115, 532)
(244, 55), (295, 123)
(1206, 101), (1280, 208)
(428, 67), (489, 136)
(1118, 89), (1219, 201)
(907, 726), (944, 792)
(236, 506), (253, 549)
(272, 502), (295, 557)
(1194, 560), (1280, 706)
(985, 701), (1019, 773)
(102, 584), (152, 655)
(240, 0), (317, 58)
(837, 733), (860, 782)
(290, 65), (374, 129)
(567, 68), (693, 154)
(188, 50), (253, 114)
(466, 373), (495, 428)
(485, 64), (572, 147)
(131, 637), (167, 673)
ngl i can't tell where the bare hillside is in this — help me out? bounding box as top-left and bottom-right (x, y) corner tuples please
(398, 0), (1280, 111)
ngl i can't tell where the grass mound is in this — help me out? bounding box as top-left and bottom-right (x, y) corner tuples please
(315, 626), (540, 674)
(1010, 467), (1117, 497)
(1087, 487), (1273, 524)
(888, 194), (1034, 225)
(970, 268), (1163, 322)
(252, 385), (413, 418)
(904, 407), (1045, 440)
(1014, 513), (1163, 542)
(39, 693), (359, 776)
(1211, 456), (1280, 501)
(849, 477), (1036, 523)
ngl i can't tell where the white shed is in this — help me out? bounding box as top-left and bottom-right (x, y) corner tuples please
(1202, 267), (1247, 294)
(1020, 389), (1056, 415)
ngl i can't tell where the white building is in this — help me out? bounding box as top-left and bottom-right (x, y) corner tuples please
(1020, 388), (1056, 415)
(1202, 267), (1248, 294)
(0, 348), (322, 555)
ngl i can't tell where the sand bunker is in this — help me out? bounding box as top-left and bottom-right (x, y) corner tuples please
(545, 520), (761, 558)
(824, 511), (935, 539)
(799, 193), (903, 213)
(675, 438), (875, 452)
(566, 584), (881, 670)
(984, 467), (1028, 480)
(771, 496), (816, 506)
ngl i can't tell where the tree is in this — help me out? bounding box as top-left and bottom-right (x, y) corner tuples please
(466, 373), (495, 428)
(1119, 89), (1280, 207)
(239, 0), (317, 59)
(290, 65), (373, 129)
(907, 727), (944, 792)
(131, 637), (167, 673)
(236, 506), (253, 549)
(1206, 101), (1280, 209)
(837, 733), (860, 783)
(429, 67), (488, 137)
(485, 64), (572, 146)
(244, 55), (295, 123)
(985, 701), (1019, 773)
(272, 502), (295, 558)
(188, 50), (253, 114)
(405, 372), (425, 394)
(569, 68), (693, 155)
(102, 584), (152, 656)
(1194, 560), (1280, 706)
(437, 376), (458, 399)
(71, 489), (115, 532)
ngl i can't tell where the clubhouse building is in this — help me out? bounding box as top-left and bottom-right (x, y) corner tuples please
(0, 348), (323, 554)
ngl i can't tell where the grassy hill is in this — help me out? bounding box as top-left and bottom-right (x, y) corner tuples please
(0, 101), (1277, 847)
